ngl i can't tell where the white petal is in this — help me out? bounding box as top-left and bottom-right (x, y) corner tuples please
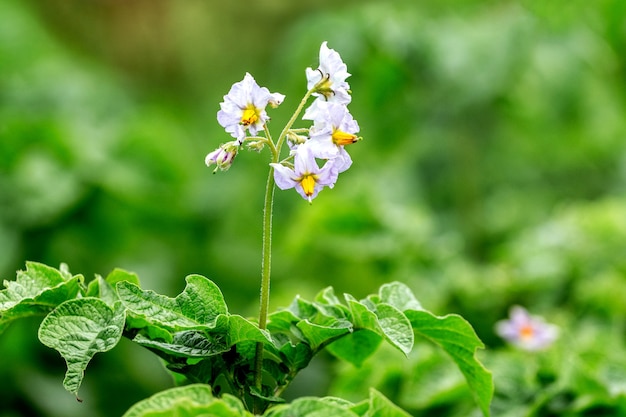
(270, 163), (298, 190)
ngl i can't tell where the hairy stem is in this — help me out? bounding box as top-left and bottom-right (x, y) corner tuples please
(275, 88), (315, 154)
(253, 88), (316, 411)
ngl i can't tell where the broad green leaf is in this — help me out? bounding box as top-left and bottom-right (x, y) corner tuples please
(117, 274), (228, 331)
(267, 309), (300, 333)
(133, 330), (230, 358)
(378, 282), (422, 312)
(287, 296), (318, 320)
(86, 275), (118, 306)
(122, 384), (252, 417)
(297, 319), (352, 351)
(38, 298), (126, 396)
(0, 262), (81, 333)
(345, 295), (380, 330)
(361, 388), (412, 417)
(406, 310), (493, 417)
(86, 269), (139, 303)
(375, 304), (413, 355)
(278, 340), (313, 371)
(344, 296), (412, 356)
(228, 314), (272, 346)
(314, 287), (351, 319)
(265, 397), (360, 417)
(314, 286), (343, 305)
(105, 268), (140, 287)
(326, 329), (382, 367)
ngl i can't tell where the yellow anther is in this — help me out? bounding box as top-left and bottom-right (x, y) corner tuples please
(241, 106), (259, 126)
(332, 129), (358, 146)
(300, 174), (317, 197)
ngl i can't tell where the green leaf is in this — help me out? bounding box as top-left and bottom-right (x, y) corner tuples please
(343, 295), (412, 357)
(265, 397), (360, 417)
(346, 295), (380, 330)
(405, 310), (493, 417)
(297, 319), (352, 351)
(0, 262), (81, 334)
(227, 314), (272, 346)
(278, 340), (313, 371)
(267, 309), (301, 333)
(105, 268), (140, 287)
(375, 304), (413, 356)
(359, 388), (413, 417)
(117, 274), (228, 332)
(378, 282), (422, 312)
(326, 329), (382, 367)
(122, 384), (252, 417)
(37, 298), (126, 396)
(314, 286), (343, 305)
(287, 296), (318, 320)
(86, 269), (139, 302)
(133, 330), (230, 358)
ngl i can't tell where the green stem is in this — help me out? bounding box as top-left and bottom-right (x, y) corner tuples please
(252, 165), (275, 413)
(252, 88), (316, 412)
(275, 88), (315, 154)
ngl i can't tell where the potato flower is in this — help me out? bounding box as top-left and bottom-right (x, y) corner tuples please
(304, 41), (351, 120)
(308, 102), (361, 160)
(217, 72), (285, 144)
(495, 306), (559, 351)
(270, 143), (340, 203)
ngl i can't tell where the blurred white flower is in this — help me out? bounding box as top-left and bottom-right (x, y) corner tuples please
(495, 306), (559, 351)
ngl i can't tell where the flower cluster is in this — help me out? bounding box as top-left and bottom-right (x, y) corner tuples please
(205, 42), (361, 202)
(495, 306), (559, 351)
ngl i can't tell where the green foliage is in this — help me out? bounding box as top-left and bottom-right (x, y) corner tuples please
(2, 0), (626, 416)
(121, 384), (253, 417)
(0, 262), (82, 334)
(406, 311), (492, 416)
(122, 384), (411, 417)
(0, 263), (492, 416)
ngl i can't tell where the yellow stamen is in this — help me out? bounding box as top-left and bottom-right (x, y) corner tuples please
(300, 174), (317, 197)
(241, 106), (259, 126)
(332, 129), (358, 146)
(314, 72), (334, 100)
(519, 324), (534, 339)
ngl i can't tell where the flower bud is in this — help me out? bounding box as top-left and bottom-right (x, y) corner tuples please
(286, 131), (308, 146)
(246, 140), (266, 152)
(205, 141), (239, 173)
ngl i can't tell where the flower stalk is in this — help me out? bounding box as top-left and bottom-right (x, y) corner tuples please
(205, 42), (360, 412)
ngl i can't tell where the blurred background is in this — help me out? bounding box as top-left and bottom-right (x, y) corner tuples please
(1, 0), (625, 415)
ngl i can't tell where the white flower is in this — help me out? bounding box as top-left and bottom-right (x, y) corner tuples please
(304, 42), (351, 120)
(308, 102), (360, 160)
(217, 73), (284, 144)
(270, 142), (339, 203)
(495, 306), (559, 351)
